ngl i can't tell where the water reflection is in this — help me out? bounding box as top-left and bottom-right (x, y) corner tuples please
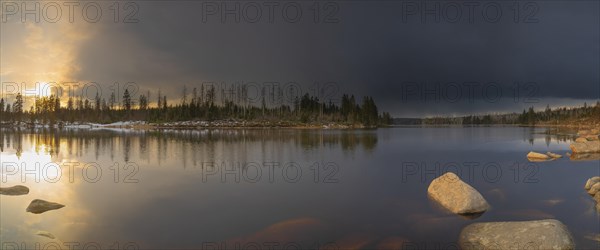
(1, 128), (378, 160)
(1, 127), (599, 249)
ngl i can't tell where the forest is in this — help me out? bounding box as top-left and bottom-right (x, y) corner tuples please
(0, 86), (393, 127)
(422, 102), (600, 126)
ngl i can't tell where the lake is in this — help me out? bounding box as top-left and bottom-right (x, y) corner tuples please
(0, 127), (599, 249)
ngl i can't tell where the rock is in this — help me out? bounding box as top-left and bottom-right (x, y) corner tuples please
(578, 130), (591, 136)
(26, 199), (65, 214)
(591, 129), (599, 134)
(586, 135), (599, 141)
(0, 185), (29, 196)
(570, 141), (600, 153)
(569, 153), (600, 161)
(585, 177), (600, 190)
(459, 219), (575, 250)
(527, 151), (550, 159)
(427, 172), (490, 215)
(546, 152), (562, 158)
(588, 183), (600, 196)
(36, 231), (55, 239)
(575, 137), (588, 143)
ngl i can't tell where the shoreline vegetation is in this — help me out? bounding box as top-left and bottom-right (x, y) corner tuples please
(0, 90), (393, 129)
(420, 102), (600, 129)
(1, 87), (598, 129)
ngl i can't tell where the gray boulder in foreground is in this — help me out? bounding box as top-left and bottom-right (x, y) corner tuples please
(570, 141), (600, 153)
(459, 219), (575, 250)
(26, 199), (65, 214)
(0, 185), (29, 196)
(427, 172), (490, 214)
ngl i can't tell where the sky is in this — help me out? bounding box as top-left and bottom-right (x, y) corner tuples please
(1, 1), (599, 117)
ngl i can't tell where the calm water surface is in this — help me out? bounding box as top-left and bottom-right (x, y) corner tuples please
(1, 127), (599, 249)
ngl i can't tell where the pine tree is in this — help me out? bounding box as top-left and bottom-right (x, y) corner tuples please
(123, 89), (132, 111)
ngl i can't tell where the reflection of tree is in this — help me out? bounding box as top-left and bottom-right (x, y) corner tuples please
(0, 128), (379, 164)
(124, 136), (131, 162)
(521, 127), (572, 145)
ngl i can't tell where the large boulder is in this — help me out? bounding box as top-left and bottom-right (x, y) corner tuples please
(26, 199), (65, 214)
(570, 141), (600, 153)
(427, 172), (490, 214)
(575, 137), (588, 143)
(0, 185), (29, 196)
(459, 219), (575, 250)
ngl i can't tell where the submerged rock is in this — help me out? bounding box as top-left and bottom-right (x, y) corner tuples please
(36, 231), (55, 239)
(26, 199), (65, 214)
(546, 152), (562, 158)
(459, 219), (575, 250)
(427, 172), (489, 215)
(570, 141), (600, 153)
(0, 185), (29, 196)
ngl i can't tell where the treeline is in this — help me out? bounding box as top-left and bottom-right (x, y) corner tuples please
(0, 88), (392, 127)
(422, 102), (600, 125)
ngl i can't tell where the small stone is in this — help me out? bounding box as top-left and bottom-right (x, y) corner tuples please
(586, 135), (599, 141)
(578, 130), (591, 136)
(36, 231), (55, 239)
(527, 151), (550, 159)
(0, 185), (29, 196)
(588, 183), (600, 196)
(546, 152), (562, 158)
(585, 177), (600, 190)
(26, 199), (65, 214)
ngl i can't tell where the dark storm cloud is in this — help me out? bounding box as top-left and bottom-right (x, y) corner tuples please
(73, 1), (599, 117)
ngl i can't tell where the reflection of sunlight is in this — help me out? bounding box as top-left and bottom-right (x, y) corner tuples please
(1, 142), (87, 245)
(2, 146), (59, 181)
